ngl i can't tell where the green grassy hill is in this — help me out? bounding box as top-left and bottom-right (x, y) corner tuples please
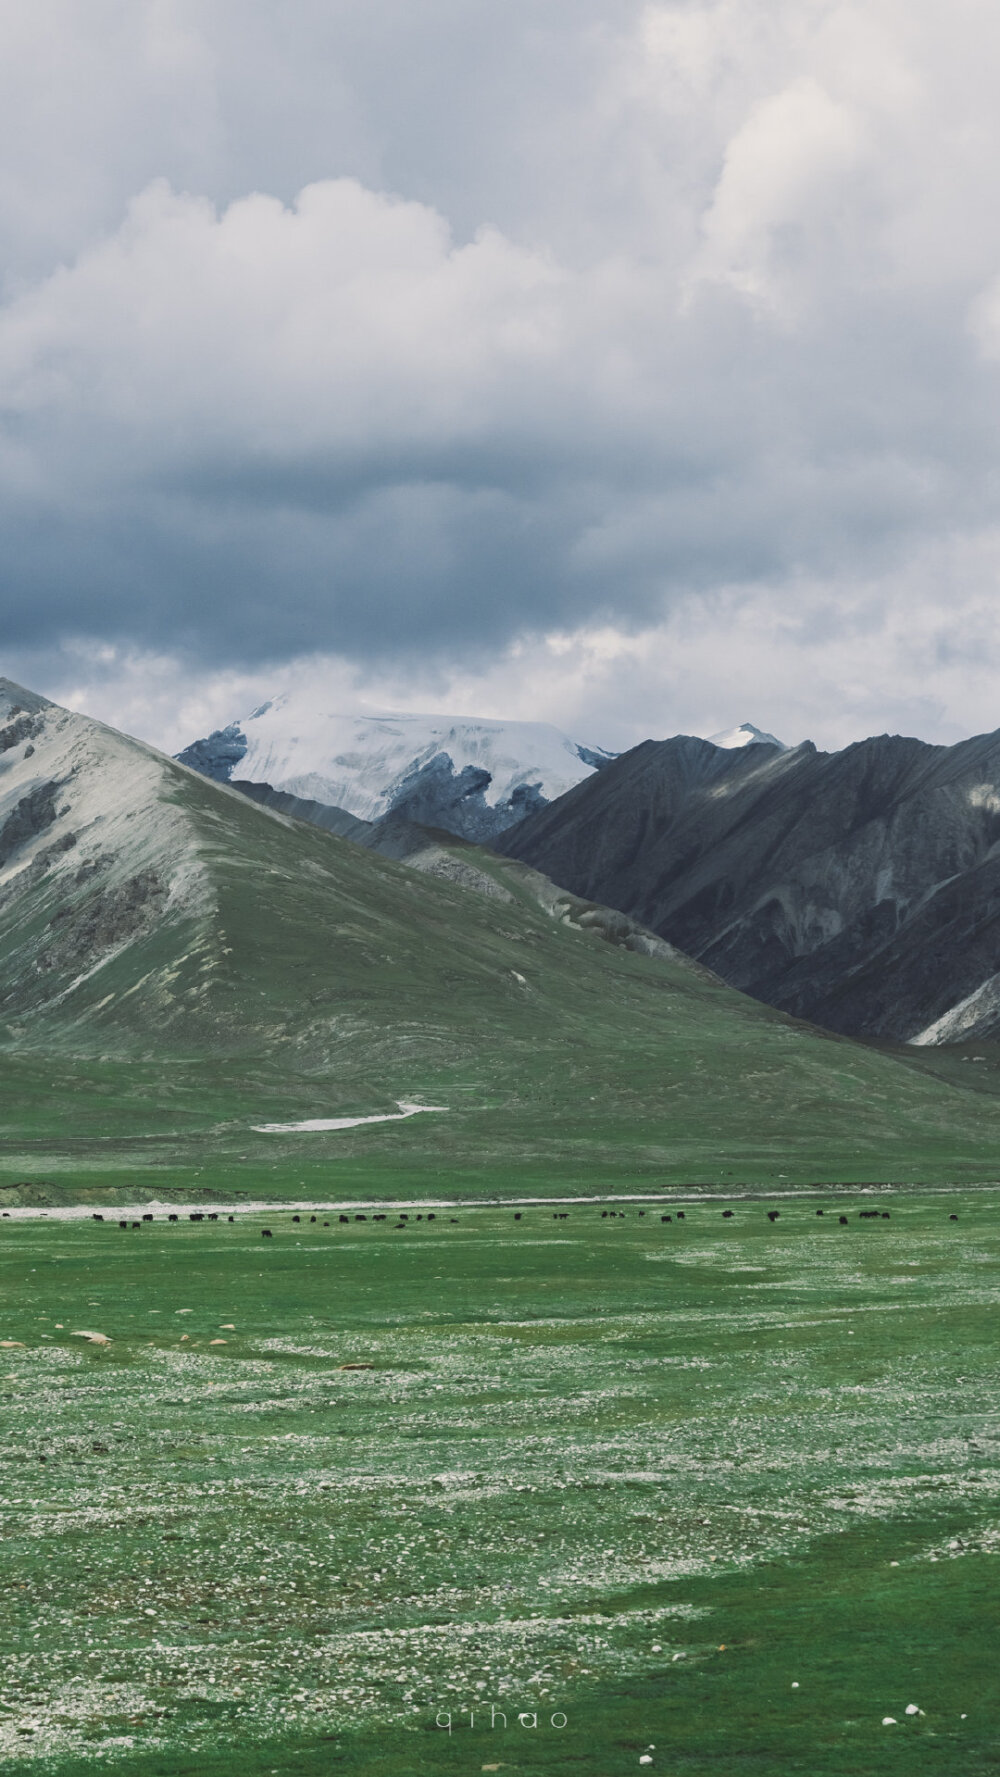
(1, 678), (999, 1196)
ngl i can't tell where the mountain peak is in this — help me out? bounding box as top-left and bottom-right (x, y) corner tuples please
(0, 677), (53, 720)
(177, 695), (617, 840)
(706, 722), (787, 751)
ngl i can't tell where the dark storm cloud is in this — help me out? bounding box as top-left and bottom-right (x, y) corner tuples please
(3, 0), (1000, 719)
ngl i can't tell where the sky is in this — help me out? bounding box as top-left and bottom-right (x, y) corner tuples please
(4, 0), (1000, 755)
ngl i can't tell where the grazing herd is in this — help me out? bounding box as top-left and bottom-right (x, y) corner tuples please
(75, 1203), (960, 1236)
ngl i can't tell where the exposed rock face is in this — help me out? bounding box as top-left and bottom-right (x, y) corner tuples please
(381, 753), (549, 842)
(40, 869), (168, 973)
(498, 727), (1000, 1043)
(0, 783), (60, 866)
(175, 724), (248, 781)
(575, 744), (621, 771)
(0, 712), (43, 754)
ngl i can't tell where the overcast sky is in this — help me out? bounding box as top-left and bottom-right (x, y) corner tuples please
(4, 0), (1000, 753)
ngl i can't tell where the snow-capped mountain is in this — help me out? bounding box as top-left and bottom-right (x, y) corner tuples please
(706, 722), (787, 751)
(177, 697), (617, 842)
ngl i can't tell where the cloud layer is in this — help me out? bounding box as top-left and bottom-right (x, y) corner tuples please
(4, 1), (1000, 745)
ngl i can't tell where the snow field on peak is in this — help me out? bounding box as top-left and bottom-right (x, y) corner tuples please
(706, 723), (787, 751)
(227, 696), (609, 819)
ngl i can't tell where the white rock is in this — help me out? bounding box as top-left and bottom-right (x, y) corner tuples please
(639, 1759), (653, 1767)
(882, 1717), (897, 1726)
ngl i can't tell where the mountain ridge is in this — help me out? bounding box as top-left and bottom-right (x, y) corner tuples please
(175, 694), (787, 844)
(498, 723), (1000, 1044)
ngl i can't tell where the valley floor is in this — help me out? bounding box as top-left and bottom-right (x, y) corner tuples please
(0, 1192), (997, 1776)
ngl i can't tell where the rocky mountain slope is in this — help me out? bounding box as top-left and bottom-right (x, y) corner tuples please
(497, 727), (1000, 1045)
(5, 677), (1000, 1184)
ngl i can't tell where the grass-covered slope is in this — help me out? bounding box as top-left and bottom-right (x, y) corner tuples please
(2, 677), (1000, 1192)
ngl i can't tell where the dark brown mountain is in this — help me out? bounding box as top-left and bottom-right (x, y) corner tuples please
(496, 729), (1000, 1044)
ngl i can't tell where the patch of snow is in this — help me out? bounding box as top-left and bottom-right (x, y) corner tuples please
(252, 1100), (449, 1133)
(909, 972), (1000, 1045)
(706, 722), (787, 751)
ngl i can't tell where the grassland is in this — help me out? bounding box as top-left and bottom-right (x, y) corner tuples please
(5, 1021), (1000, 1206)
(1, 1190), (997, 1775)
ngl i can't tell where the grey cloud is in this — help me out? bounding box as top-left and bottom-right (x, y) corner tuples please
(0, 0), (626, 286)
(2, 2), (1000, 705)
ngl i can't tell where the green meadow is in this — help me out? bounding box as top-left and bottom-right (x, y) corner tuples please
(1, 1191), (997, 1775)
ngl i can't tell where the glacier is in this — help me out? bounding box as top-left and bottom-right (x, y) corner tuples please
(177, 695), (617, 834)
